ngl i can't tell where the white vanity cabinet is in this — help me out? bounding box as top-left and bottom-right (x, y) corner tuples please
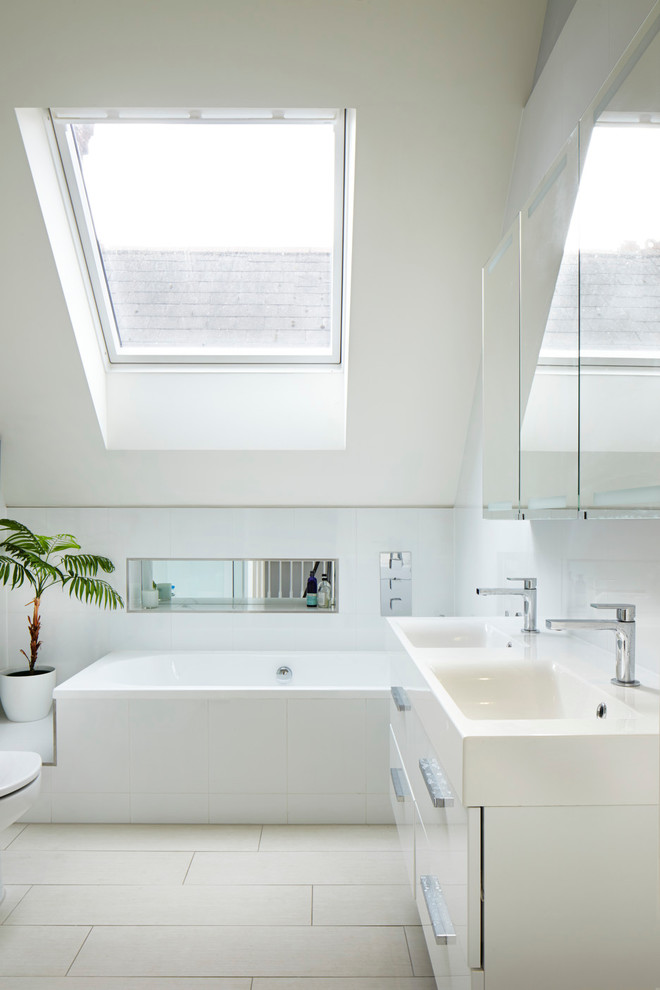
(389, 653), (660, 990)
(481, 803), (660, 990)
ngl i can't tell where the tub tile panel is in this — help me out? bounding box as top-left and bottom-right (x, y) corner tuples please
(209, 699), (287, 795)
(287, 700), (366, 795)
(366, 794), (395, 825)
(50, 662), (390, 824)
(129, 700), (209, 794)
(52, 700), (129, 794)
(365, 699), (389, 795)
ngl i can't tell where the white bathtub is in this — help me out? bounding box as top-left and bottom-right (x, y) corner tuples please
(48, 650), (394, 825)
(54, 650), (392, 698)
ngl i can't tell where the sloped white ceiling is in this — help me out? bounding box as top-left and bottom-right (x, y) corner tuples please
(0, 0), (545, 506)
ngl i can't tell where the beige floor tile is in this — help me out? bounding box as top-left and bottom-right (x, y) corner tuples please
(312, 884), (419, 926)
(0, 885), (30, 924)
(0, 981), (250, 989)
(0, 824), (26, 849)
(253, 981), (438, 989)
(8, 883), (311, 926)
(404, 925), (434, 977)
(186, 850), (408, 886)
(0, 925), (90, 976)
(260, 825), (400, 851)
(69, 925), (413, 978)
(11, 824), (261, 851)
(2, 850), (192, 885)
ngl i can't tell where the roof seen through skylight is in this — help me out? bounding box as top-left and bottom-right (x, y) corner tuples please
(544, 123), (660, 364)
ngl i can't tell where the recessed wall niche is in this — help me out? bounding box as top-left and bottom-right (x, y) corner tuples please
(127, 558), (338, 613)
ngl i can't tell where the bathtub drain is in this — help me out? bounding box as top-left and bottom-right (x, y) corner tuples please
(276, 666), (293, 681)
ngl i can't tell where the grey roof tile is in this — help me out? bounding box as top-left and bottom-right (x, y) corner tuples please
(102, 248), (332, 349)
(545, 249), (660, 355)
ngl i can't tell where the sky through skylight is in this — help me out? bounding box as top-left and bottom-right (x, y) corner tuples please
(74, 121), (335, 252)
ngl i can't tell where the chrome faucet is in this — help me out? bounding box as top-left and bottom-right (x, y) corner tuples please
(475, 577), (539, 634)
(545, 603), (639, 686)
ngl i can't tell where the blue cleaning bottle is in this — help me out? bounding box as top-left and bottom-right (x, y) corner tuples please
(306, 570), (318, 607)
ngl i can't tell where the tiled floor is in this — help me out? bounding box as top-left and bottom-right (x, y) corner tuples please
(0, 823), (435, 988)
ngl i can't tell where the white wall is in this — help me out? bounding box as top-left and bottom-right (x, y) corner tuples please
(2, 507), (453, 683)
(505, 0), (657, 226)
(0, 0), (545, 507)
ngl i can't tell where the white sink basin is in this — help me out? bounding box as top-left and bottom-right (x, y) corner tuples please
(390, 616), (520, 649)
(425, 656), (636, 721)
(388, 616), (659, 807)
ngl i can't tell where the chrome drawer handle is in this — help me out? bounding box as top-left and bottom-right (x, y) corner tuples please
(419, 757), (454, 808)
(391, 685), (411, 711)
(390, 767), (410, 802)
(420, 874), (457, 945)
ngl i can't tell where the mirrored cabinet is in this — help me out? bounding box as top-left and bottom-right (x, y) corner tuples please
(483, 7), (660, 518)
(519, 126), (579, 519)
(482, 218), (521, 517)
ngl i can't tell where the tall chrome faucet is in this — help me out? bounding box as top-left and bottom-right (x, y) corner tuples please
(475, 577), (539, 634)
(545, 603), (639, 686)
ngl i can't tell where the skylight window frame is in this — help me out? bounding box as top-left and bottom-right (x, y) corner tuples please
(49, 107), (349, 367)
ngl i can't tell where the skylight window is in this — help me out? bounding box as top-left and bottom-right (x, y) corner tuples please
(51, 109), (349, 364)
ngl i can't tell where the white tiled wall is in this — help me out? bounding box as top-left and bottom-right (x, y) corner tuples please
(2, 507), (454, 683)
(5, 489), (660, 680)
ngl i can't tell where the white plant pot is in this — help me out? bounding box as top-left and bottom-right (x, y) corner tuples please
(0, 666), (56, 722)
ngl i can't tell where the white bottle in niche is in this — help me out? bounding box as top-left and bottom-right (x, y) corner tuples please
(317, 573), (332, 608)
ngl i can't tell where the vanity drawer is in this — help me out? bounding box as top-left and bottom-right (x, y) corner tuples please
(388, 724), (415, 892)
(389, 684), (412, 759)
(414, 802), (472, 985)
(410, 710), (467, 836)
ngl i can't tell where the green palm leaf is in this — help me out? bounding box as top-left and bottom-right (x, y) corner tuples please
(0, 554), (29, 589)
(0, 518), (49, 555)
(4, 547), (64, 583)
(0, 518), (124, 671)
(61, 553), (115, 577)
(46, 533), (81, 554)
(63, 574), (123, 609)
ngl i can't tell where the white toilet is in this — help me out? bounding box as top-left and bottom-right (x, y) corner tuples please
(0, 751), (42, 902)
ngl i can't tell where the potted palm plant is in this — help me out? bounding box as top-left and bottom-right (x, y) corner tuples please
(0, 518), (123, 721)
